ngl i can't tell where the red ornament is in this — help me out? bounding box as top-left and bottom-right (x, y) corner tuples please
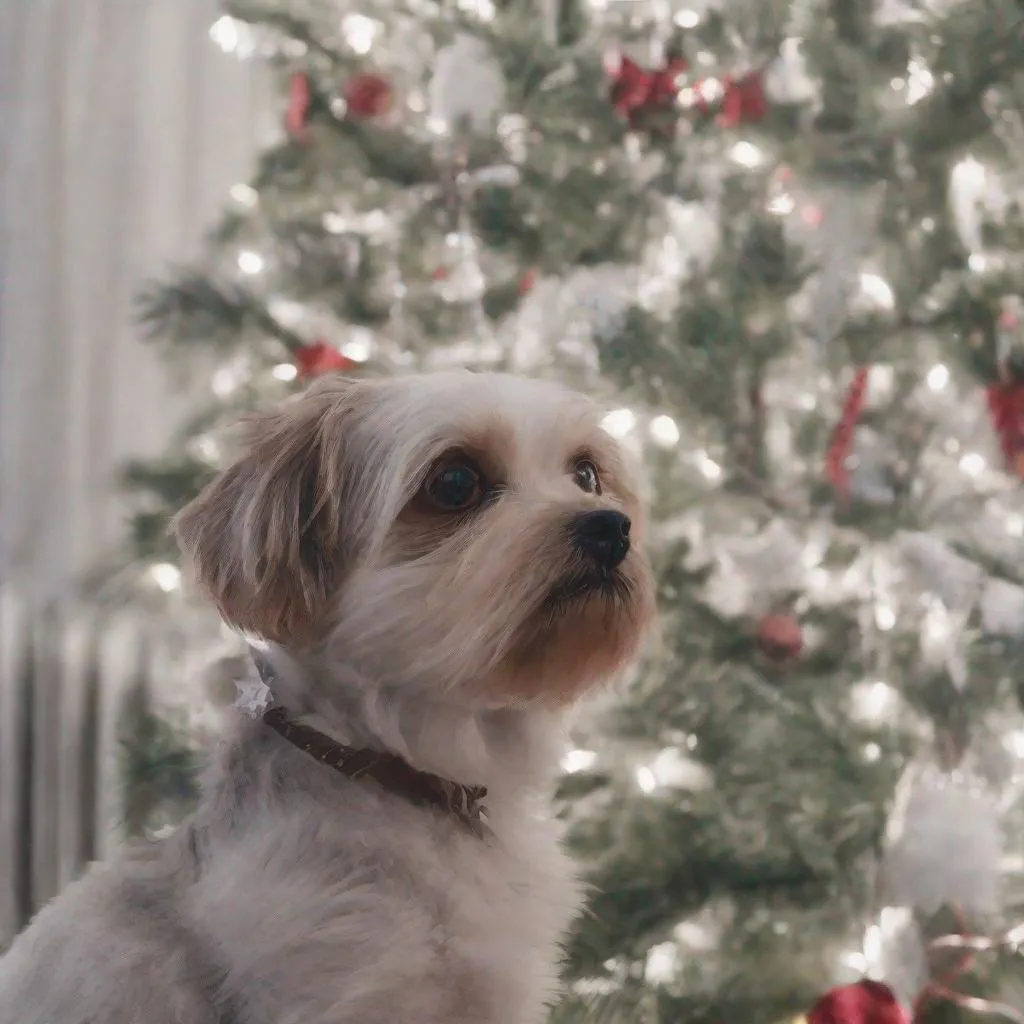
(285, 72), (312, 140)
(807, 980), (909, 1024)
(294, 341), (355, 379)
(825, 367), (871, 499)
(986, 381), (1024, 479)
(606, 51), (687, 133)
(718, 70), (769, 127)
(756, 613), (803, 661)
(343, 73), (393, 120)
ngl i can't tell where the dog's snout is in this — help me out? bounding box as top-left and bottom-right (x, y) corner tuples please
(571, 509), (631, 570)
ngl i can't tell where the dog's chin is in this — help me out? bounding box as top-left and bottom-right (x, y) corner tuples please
(487, 561), (654, 709)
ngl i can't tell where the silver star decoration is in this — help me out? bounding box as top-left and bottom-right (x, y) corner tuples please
(235, 674), (274, 719)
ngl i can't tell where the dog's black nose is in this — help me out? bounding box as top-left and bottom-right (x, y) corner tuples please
(571, 509), (631, 570)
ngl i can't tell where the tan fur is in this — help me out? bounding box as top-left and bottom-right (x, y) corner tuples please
(0, 370), (656, 1024)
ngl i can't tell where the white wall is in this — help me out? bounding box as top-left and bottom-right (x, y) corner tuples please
(0, 0), (270, 601)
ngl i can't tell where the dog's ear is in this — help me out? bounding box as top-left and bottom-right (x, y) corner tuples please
(173, 376), (368, 645)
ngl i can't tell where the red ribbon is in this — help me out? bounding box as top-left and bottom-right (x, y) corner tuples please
(606, 53), (687, 130)
(825, 367), (870, 498)
(294, 341), (355, 379)
(986, 381), (1024, 479)
(718, 70), (769, 126)
(808, 980), (909, 1024)
(285, 72), (312, 140)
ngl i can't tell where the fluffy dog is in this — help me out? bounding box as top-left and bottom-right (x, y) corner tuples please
(0, 370), (655, 1024)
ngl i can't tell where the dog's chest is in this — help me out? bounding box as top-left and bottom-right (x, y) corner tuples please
(436, 814), (581, 1020)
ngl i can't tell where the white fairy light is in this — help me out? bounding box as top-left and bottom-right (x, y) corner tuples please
(636, 766), (657, 793)
(926, 363), (950, 391)
(859, 272), (895, 309)
(674, 9), (700, 27)
(209, 16), (254, 57)
(229, 183), (258, 208)
(601, 408), (636, 437)
(959, 452), (986, 476)
(905, 58), (934, 105)
(767, 193), (796, 215)
(696, 451), (722, 481)
(863, 742), (882, 763)
(195, 436), (220, 461)
(1004, 730), (1024, 759)
(968, 253), (989, 273)
(237, 250), (265, 275)
(342, 335), (372, 363)
(649, 415), (680, 447)
(729, 141), (764, 168)
(341, 14), (378, 54)
(272, 363), (298, 382)
(149, 563), (181, 593)
(875, 603), (897, 631)
(850, 681), (899, 723)
(644, 942), (680, 984)
(211, 361), (249, 396)
(561, 749), (597, 774)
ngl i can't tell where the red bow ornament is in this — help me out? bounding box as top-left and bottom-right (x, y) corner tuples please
(986, 381), (1024, 479)
(605, 51), (687, 133)
(718, 69), (769, 126)
(808, 980), (909, 1024)
(294, 341), (356, 379)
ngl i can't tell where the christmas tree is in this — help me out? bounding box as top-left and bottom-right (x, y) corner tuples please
(109, 0), (1024, 1020)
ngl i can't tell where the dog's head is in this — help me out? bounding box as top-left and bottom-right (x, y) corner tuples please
(174, 371), (655, 709)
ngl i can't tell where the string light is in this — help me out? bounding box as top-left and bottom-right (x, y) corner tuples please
(272, 363), (298, 382)
(959, 452), (986, 476)
(730, 141), (764, 168)
(229, 183), (259, 208)
(649, 415), (680, 446)
(926, 363), (950, 391)
(341, 14), (379, 54)
(635, 766), (658, 793)
(562, 749), (597, 773)
(237, 250), (265, 275)
(850, 680), (899, 724)
(342, 336), (372, 362)
(149, 563), (182, 592)
(696, 451), (723, 481)
(875, 604), (897, 631)
(209, 16), (254, 57)
(602, 408), (637, 437)
(674, 9), (700, 27)
(859, 272), (895, 309)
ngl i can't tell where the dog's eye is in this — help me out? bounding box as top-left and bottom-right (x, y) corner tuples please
(572, 458), (602, 495)
(425, 463), (483, 511)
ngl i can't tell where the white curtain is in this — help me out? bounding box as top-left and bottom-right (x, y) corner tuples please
(0, 0), (270, 601)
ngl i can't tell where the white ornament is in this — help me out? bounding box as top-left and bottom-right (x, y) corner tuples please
(234, 674), (274, 719)
(884, 763), (1002, 915)
(429, 35), (506, 132)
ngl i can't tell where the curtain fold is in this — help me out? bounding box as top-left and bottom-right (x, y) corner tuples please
(0, 0), (270, 599)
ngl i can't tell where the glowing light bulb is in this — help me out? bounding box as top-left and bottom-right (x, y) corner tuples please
(341, 14), (378, 54)
(730, 141), (764, 168)
(696, 452), (722, 481)
(636, 766), (657, 793)
(875, 604), (896, 631)
(863, 742), (882, 763)
(850, 681), (898, 723)
(859, 272), (895, 309)
(601, 408), (636, 437)
(649, 415), (680, 447)
(272, 363), (298, 382)
(959, 452), (986, 476)
(674, 9), (700, 27)
(342, 336), (372, 363)
(926, 364), (949, 391)
(237, 250), (264, 275)
(229, 183), (258, 207)
(150, 563), (181, 592)
(562, 749), (597, 774)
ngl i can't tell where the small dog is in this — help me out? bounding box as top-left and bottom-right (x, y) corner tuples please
(0, 370), (655, 1024)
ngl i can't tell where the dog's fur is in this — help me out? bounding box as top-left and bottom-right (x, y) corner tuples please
(0, 371), (655, 1024)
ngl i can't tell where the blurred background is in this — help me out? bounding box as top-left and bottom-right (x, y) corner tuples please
(2, 0), (1024, 1020)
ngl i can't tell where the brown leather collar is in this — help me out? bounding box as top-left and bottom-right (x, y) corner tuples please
(262, 706), (489, 837)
